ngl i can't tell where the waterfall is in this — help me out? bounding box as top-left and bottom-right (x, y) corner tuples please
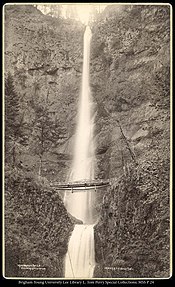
(64, 26), (96, 278)
(64, 225), (95, 278)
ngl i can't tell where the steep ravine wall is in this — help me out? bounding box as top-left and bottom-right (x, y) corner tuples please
(5, 5), (84, 182)
(5, 169), (74, 277)
(90, 5), (170, 180)
(4, 5), (84, 278)
(90, 5), (170, 278)
(5, 5), (170, 182)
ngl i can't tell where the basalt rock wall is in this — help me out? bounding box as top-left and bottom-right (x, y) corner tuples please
(4, 5), (170, 183)
(4, 5), (84, 181)
(90, 5), (170, 278)
(90, 5), (170, 180)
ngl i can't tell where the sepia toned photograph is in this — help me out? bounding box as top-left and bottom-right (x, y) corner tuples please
(2, 3), (172, 281)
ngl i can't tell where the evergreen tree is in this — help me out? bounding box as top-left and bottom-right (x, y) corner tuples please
(38, 109), (52, 177)
(5, 73), (24, 167)
(66, 5), (78, 20)
(5, 73), (20, 140)
(30, 102), (55, 177)
(49, 4), (62, 18)
(30, 98), (67, 177)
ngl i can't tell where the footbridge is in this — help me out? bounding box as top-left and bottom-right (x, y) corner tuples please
(50, 179), (110, 192)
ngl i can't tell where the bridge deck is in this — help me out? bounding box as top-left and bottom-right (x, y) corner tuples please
(50, 180), (110, 191)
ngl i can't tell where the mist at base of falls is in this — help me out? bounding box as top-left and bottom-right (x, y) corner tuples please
(64, 190), (98, 224)
(64, 26), (98, 278)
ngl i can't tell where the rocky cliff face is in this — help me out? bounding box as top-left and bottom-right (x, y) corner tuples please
(4, 4), (171, 278)
(5, 5), (84, 181)
(4, 5), (170, 182)
(90, 5), (170, 180)
(90, 5), (170, 278)
(5, 168), (74, 277)
(4, 5), (84, 277)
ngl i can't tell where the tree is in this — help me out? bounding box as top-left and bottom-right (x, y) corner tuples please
(36, 4), (62, 18)
(49, 4), (62, 18)
(5, 73), (25, 167)
(30, 104), (52, 177)
(30, 100), (65, 177)
(65, 5), (78, 20)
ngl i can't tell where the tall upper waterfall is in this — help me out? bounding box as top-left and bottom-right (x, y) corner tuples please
(64, 26), (96, 279)
(64, 26), (96, 224)
(71, 26), (94, 182)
